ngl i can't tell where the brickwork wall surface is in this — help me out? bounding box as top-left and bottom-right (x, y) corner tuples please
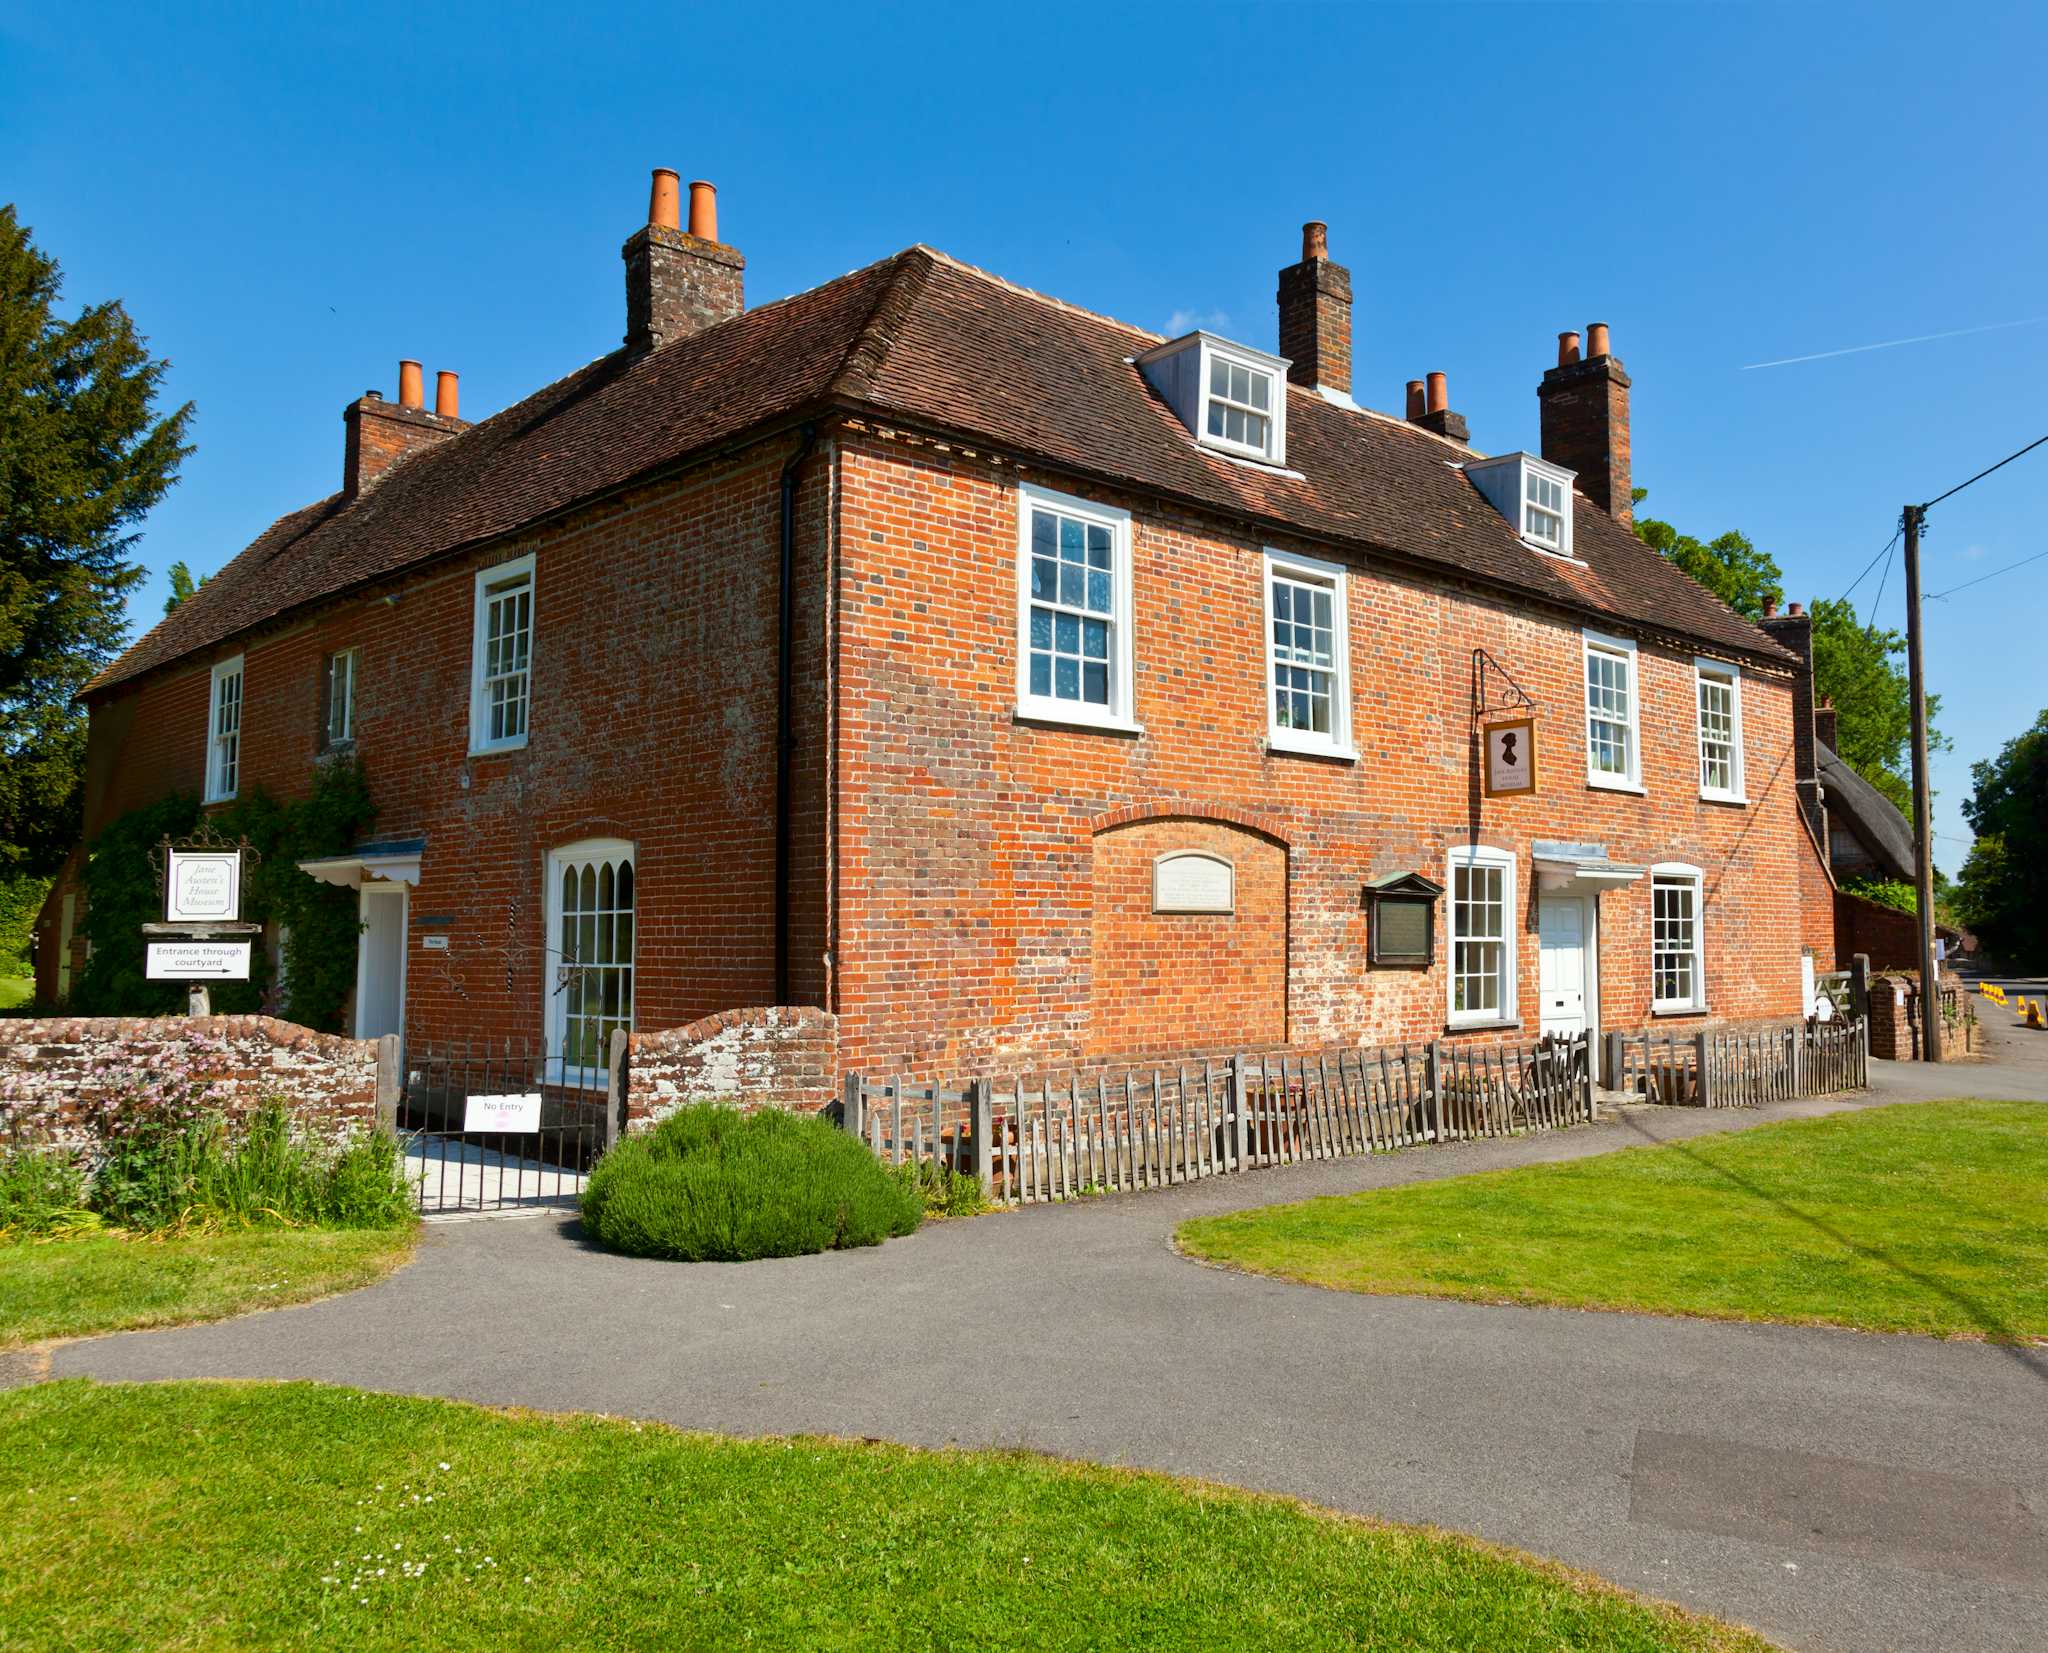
(0, 1015), (377, 1150)
(1836, 890), (1922, 972)
(77, 435), (832, 1049)
(831, 433), (1807, 1076)
(624, 1006), (837, 1122)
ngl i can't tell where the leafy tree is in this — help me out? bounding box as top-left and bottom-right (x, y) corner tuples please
(0, 204), (193, 879)
(1632, 489), (1785, 620)
(1807, 597), (1946, 816)
(0, 870), (48, 972)
(163, 559), (205, 615)
(1954, 708), (2048, 966)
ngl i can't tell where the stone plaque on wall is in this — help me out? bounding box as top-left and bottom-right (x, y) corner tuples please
(1153, 851), (1234, 914)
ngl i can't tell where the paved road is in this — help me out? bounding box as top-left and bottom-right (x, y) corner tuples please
(40, 1049), (2048, 1653)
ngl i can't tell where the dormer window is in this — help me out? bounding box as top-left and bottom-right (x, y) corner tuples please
(1206, 354), (1274, 456)
(1464, 452), (1577, 560)
(1523, 467), (1566, 550)
(1137, 332), (1289, 467)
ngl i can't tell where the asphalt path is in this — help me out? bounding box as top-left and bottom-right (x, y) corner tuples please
(34, 1033), (2048, 1653)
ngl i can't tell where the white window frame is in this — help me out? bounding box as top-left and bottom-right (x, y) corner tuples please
(1693, 657), (1746, 803)
(1582, 629), (1643, 792)
(325, 648), (356, 749)
(205, 654), (244, 802)
(1522, 464), (1569, 554)
(1651, 862), (1707, 1014)
(1201, 339), (1285, 465)
(1013, 482), (1139, 734)
(544, 837), (636, 1089)
(1262, 549), (1355, 760)
(1446, 844), (1519, 1029)
(469, 553), (535, 755)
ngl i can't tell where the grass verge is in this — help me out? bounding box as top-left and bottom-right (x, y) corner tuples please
(0, 973), (32, 1010)
(0, 1227), (416, 1347)
(1177, 1100), (2048, 1342)
(0, 1380), (1772, 1651)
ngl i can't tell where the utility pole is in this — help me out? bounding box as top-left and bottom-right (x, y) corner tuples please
(1902, 503), (1942, 1062)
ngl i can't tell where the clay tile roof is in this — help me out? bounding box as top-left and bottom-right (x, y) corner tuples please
(92, 245), (1792, 695)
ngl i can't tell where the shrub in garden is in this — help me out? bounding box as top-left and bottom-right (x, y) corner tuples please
(580, 1103), (923, 1262)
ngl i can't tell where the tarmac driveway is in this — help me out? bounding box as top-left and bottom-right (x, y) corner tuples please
(38, 1054), (2048, 1653)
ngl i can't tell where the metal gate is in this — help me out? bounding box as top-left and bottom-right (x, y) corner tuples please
(400, 1039), (615, 1216)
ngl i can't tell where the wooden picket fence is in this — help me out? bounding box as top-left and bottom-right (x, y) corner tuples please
(843, 1033), (1592, 1208)
(1609, 1016), (1866, 1108)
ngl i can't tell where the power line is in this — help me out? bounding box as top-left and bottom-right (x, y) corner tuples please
(1837, 527), (1900, 605)
(1928, 544), (2048, 600)
(1919, 433), (2048, 511)
(1869, 533), (1899, 618)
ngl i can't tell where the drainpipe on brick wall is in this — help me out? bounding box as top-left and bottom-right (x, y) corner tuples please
(775, 422), (820, 1006)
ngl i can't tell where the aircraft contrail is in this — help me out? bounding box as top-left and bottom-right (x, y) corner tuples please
(1741, 315), (2048, 370)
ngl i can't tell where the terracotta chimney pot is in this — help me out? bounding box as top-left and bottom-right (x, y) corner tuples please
(1788, 601), (1805, 616)
(688, 180), (718, 242)
(1586, 322), (1611, 358)
(1762, 597), (1780, 618)
(1426, 371), (1448, 415)
(398, 359), (424, 411)
(1558, 330), (1582, 367)
(648, 168), (681, 232)
(1405, 379), (1426, 420)
(435, 371), (459, 419)
(1302, 221), (1328, 261)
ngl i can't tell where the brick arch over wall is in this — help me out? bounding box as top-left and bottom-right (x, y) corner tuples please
(1088, 814), (1288, 1058)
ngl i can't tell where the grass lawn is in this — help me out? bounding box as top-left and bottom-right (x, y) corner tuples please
(1178, 1100), (2048, 1343)
(0, 972), (33, 1010)
(0, 1227), (416, 1348)
(0, 1380), (1771, 1652)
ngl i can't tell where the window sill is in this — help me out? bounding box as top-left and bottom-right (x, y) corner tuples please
(1522, 538), (1583, 564)
(1586, 776), (1647, 795)
(1266, 731), (1357, 763)
(1446, 1017), (1521, 1034)
(468, 737), (530, 758)
(1651, 1005), (1711, 1019)
(1699, 790), (1748, 807)
(202, 792), (237, 807)
(1013, 704), (1143, 737)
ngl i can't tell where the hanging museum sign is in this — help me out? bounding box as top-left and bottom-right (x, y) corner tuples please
(1482, 716), (1538, 797)
(165, 845), (243, 923)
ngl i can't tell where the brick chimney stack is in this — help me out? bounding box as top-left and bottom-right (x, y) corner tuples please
(1538, 322), (1632, 524)
(1759, 600), (1825, 841)
(1814, 695), (1839, 753)
(1277, 221), (1351, 398)
(623, 168), (745, 353)
(343, 359), (467, 498)
(1409, 370), (1468, 442)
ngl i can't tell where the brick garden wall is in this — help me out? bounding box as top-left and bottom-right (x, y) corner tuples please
(830, 429), (1809, 1077)
(1836, 890), (1923, 972)
(621, 1006), (837, 1123)
(0, 1015), (379, 1151)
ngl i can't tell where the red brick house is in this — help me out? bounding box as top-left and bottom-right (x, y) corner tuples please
(39, 170), (1829, 1088)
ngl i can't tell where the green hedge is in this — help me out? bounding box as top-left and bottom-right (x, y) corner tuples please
(580, 1104), (922, 1262)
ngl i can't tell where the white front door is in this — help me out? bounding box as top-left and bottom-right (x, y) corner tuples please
(354, 883), (408, 1040)
(1538, 895), (1590, 1040)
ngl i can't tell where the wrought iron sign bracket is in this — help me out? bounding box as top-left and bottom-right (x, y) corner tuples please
(1471, 649), (1538, 720)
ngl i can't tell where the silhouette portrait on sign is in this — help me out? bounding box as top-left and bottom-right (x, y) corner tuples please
(1499, 731), (1519, 768)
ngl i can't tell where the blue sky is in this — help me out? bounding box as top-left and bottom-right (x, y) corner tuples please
(5, 0), (2043, 870)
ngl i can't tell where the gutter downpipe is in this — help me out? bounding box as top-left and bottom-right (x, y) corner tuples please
(775, 422), (819, 1006)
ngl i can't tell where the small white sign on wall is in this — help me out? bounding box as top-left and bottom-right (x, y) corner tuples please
(146, 940), (252, 980)
(1153, 851), (1235, 914)
(166, 848), (242, 922)
(463, 1092), (542, 1133)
